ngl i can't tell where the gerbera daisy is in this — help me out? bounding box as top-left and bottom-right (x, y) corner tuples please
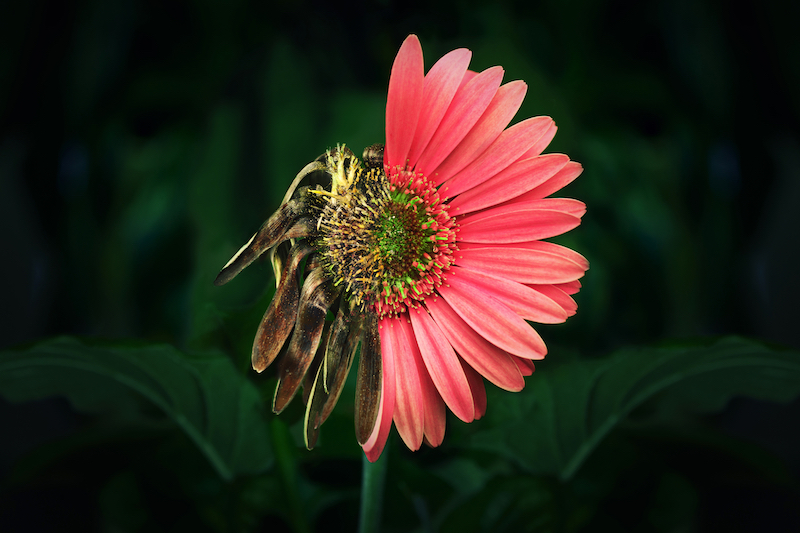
(215, 34), (588, 462)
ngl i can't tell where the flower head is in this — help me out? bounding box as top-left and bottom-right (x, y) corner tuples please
(215, 35), (588, 461)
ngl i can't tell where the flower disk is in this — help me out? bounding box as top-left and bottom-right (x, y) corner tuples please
(314, 148), (457, 317)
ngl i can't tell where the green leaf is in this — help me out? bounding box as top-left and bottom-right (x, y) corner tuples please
(466, 337), (800, 480)
(0, 337), (272, 481)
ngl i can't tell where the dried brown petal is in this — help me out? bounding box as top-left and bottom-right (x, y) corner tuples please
(272, 268), (340, 413)
(214, 198), (311, 286)
(354, 313), (382, 445)
(251, 242), (314, 373)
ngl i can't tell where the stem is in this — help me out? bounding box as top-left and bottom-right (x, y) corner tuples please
(270, 418), (311, 533)
(357, 443), (389, 533)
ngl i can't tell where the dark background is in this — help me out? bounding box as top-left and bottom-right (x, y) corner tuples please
(1, 0), (799, 531)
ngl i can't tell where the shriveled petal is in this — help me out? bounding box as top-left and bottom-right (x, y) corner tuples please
(438, 276), (547, 359)
(458, 207), (582, 244)
(460, 360), (487, 420)
(318, 312), (363, 424)
(273, 269), (340, 413)
(385, 35), (425, 169)
(448, 154), (569, 215)
(409, 307), (474, 422)
(457, 245), (588, 284)
(440, 116), (554, 198)
(430, 80), (527, 185)
(215, 199), (311, 286)
(252, 242), (314, 372)
(449, 266), (567, 323)
(406, 49), (472, 170)
(363, 316), (396, 462)
(426, 295), (525, 391)
(381, 316), (424, 451)
(356, 314), (384, 446)
(303, 326), (332, 449)
(417, 67), (505, 178)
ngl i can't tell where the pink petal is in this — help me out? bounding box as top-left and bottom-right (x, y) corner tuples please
(556, 280), (582, 295)
(405, 49), (472, 170)
(449, 266), (567, 323)
(455, 246), (587, 285)
(417, 67), (504, 178)
(397, 315), (447, 448)
(448, 153), (569, 215)
(437, 277), (547, 359)
(457, 207), (582, 244)
(512, 161), (583, 202)
(520, 120), (557, 159)
(513, 357), (536, 376)
(426, 295), (525, 391)
(440, 117), (554, 198)
(528, 284), (578, 316)
(460, 360), (487, 420)
(385, 35), (425, 169)
(459, 240), (590, 271)
(363, 318), (398, 462)
(380, 316), (424, 451)
(409, 307), (475, 422)
(428, 80), (527, 184)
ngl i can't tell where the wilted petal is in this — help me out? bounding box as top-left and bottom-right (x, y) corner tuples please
(215, 199), (311, 286)
(356, 314), (384, 446)
(252, 242), (314, 372)
(273, 269), (340, 413)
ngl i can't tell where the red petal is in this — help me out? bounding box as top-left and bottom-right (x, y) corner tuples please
(528, 284), (578, 316)
(513, 356), (536, 376)
(385, 35), (425, 169)
(449, 266), (567, 323)
(363, 318), (397, 462)
(448, 153), (569, 215)
(428, 80), (527, 184)
(520, 120), (557, 158)
(455, 246), (587, 285)
(460, 360), (487, 420)
(556, 279), (582, 295)
(426, 295), (525, 391)
(514, 161), (583, 201)
(406, 48), (472, 170)
(409, 307), (475, 422)
(382, 316), (424, 451)
(438, 278), (547, 359)
(459, 240), (590, 271)
(417, 67), (504, 178)
(441, 117), (554, 198)
(458, 207), (581, 244)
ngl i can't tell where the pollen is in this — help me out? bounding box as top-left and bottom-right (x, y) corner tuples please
(312, 147), (457, 317)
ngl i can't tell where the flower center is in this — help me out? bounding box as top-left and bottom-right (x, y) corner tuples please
(313, 148), (457, 317)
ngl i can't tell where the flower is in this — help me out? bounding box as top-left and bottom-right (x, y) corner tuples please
(215, 34), (588, 462)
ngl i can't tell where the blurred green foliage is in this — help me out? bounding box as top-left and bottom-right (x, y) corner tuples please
(2, 0), (800, 531)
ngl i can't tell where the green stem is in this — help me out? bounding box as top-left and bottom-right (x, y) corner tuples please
(357, 443), (389, 533)
(270, 418), (311, 533)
